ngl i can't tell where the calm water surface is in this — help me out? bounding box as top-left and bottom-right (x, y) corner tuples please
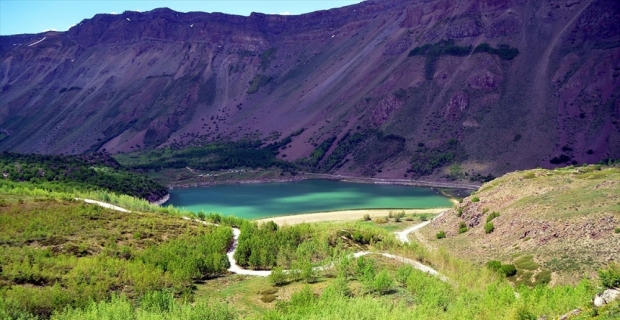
(167, 179), (452, 219)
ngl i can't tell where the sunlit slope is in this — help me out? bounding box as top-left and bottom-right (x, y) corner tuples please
(422, 165), (620, 284)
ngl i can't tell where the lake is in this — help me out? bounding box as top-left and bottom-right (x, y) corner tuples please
(166, 179), (453, 219)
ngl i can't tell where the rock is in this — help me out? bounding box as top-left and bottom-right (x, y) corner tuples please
(559, 308), (580, 320)
(593, 288), (620, 307)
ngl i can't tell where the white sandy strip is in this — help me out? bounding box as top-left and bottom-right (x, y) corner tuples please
(28, 37), (46, 46)
(78, 198), (131, 213)
(257, 208), (447, 226)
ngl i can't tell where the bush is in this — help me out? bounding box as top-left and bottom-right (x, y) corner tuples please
(615, 227), (620, 234)
(436, 231), (446, 239)
(457, 208), (463, 217)
(471, 196), (480, 202)
(599, 263), (620, 289)
(374, 217), (387, 224)
(499, 264), (517, 277)
(484, 222), (494, 234)
(458, 222), (468, 234)
(486, 260), (502, 271)
(260, 294), (277, 303)
(372, 270), (394, 295)
(420, 214), (428, 222)
(362, 214), (371, 221)
(269, 267), (287, 286)
(395, 265), (414, 286)
(486, 211), (500, 222)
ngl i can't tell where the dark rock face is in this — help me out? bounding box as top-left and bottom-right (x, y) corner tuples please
(0, 0), (619, 178)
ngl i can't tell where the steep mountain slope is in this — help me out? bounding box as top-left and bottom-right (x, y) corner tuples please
(0, 0), (618, 179)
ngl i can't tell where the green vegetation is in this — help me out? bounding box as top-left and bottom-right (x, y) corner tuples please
(0, 152), (166, 201)
(320, 130), (372, 172)
(514, 255), (540, 271)
(408, 40), (472, 79)
(0, 194), (231, 318)
(472, 43), (520, 60)
(1, 164), (618, 319)
(247, 74), (272, 94)
(408, 41), (519, 79)
(599, 263), (620, 289)
(298, 136), (336, 168)
(486, 211), (500, 222)
(115, 140), (296, 173)
(484, 222), (494, 234)
(471, 196), (480, 202)
(436, 231), (446, 239)
(409, 138), (466, 177)
(259, 48), (277, 71)
(458, 221), (468, 234)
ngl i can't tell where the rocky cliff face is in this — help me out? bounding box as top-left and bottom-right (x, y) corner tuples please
(0, 0), (618, 179)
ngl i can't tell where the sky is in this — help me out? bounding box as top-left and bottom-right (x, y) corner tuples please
(0, 0), (363, 36)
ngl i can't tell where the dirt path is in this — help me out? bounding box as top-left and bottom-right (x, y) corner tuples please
(77, 198), (131, 213)
(394, 209), (447, 243)
(80, 199), (446, 279)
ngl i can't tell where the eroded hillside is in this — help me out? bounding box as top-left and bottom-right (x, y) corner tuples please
(422, 164), (620, 285)
(0, 0), (619, 179)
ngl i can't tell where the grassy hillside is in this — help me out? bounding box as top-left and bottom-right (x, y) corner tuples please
(0, 152), (167, 202)
(422, 164), (620, 285)
(1, 172), (620, 319)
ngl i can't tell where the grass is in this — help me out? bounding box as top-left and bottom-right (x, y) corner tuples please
(0, 194), (232, 318)
(422, 165), (620, 285)
(514, 255), (540, 271)
(0, 167), (617, 319)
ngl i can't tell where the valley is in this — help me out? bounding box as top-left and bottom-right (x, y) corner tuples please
(1, 0), (620, 318)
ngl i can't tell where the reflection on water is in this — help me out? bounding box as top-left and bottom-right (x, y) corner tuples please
(167, 179), (452, 219)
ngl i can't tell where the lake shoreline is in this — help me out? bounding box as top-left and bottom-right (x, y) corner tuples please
(255, 208), (449, 226)
(166, 172), (480, 192)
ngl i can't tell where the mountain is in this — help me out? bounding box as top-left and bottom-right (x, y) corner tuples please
(0, 0), (618, 179)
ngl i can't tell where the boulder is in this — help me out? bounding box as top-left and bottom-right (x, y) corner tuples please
(593, 288), (620, 307)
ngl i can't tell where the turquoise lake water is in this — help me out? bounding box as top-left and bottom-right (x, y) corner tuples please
(166, 179), (453, 220)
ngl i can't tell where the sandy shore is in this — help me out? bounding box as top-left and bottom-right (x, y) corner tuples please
(256, 208), (449, 226)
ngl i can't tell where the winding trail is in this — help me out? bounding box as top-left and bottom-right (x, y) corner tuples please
(226, 212), (448, 279)
(80, 198), (446, 279)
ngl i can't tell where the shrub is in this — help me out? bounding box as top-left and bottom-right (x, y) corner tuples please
(362, 214), (371, 221)
(471, 196), (480, 202)
(197, 212), (206, 221)
(484, 222), (494, 234)
(269, 267), (287, 286)
(260, 294), (277, 303)
(533, 270), (552, 286)
(388, 211), (394, 219)
(372, 270), (394, 295)
(615, 227), (620, 234)
(140, 290), (174, 313)
(374, 217), (387, 224)
(486, 260), (502, 271)
(395, 265), (414, 286)
(457, 208), (463, 217)
(599, 263), (620, 289)
(436, 231), (446, 239)
(486, 211), (500, 222)
(499, 264), (517, 277)
(420, 214), (428, 222)
(458, 222), (468, 234)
